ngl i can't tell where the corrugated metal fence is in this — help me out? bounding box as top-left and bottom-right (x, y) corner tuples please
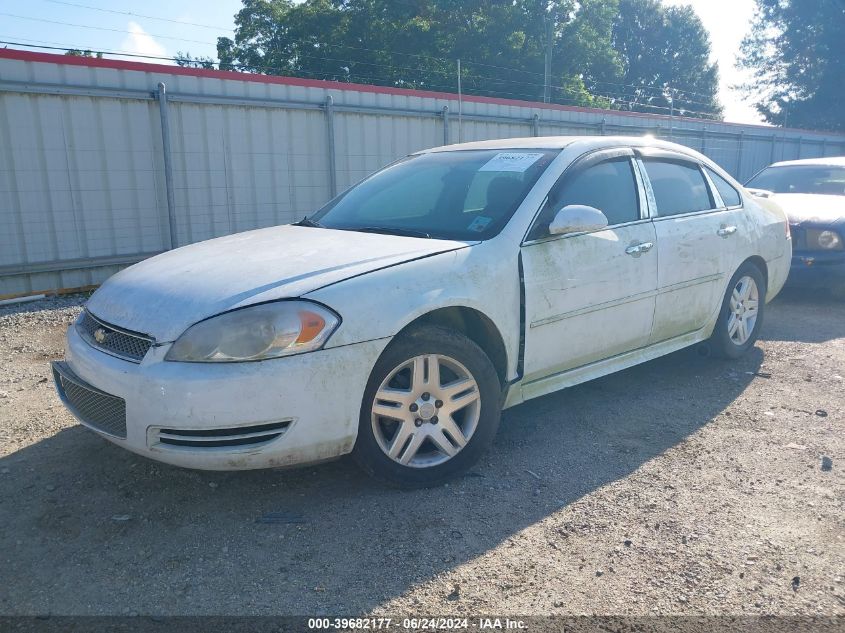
(2, 49), (845, 297)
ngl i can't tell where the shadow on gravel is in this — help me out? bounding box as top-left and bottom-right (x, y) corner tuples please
(0, 343), (762, 615)
(761, 287), (845, 343)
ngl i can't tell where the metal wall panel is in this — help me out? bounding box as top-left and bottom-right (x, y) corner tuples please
(333, 111), (440, 191)
(169, 103), (330, 243)
(2, 51), (845, 296)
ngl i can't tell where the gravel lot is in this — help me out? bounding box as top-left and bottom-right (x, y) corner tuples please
(0, 289), (843, 617)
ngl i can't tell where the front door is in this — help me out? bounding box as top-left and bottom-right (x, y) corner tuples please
(520, 149), (658, 393)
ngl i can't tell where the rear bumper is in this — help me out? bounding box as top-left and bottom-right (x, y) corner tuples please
(788, 253), (845, 289)
(53, 324), (390, 470)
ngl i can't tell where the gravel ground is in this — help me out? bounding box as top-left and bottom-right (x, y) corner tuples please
(0, 289), (842, 617)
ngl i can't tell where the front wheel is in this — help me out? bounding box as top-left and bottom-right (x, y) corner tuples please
(352, 325), (501, 488)
(709, 263), (766, 359)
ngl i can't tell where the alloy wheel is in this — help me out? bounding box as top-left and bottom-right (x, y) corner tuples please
(371, 354), (481, 468)
(727, 275), (760, 346)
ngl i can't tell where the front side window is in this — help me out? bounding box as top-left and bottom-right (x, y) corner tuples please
(528, 158), (640, 239)
(643, 160), (715, 216)
(310, 149), (559, 240)
(746, 165), (845, 196)
(705, 167), (742, 207)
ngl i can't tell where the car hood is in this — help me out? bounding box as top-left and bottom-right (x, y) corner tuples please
(86, 225), (472, 342)
(767, 193), (845, 226)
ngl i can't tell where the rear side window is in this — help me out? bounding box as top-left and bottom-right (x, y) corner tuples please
(706, 167), (742, 207)
(643, 160), (715, 216)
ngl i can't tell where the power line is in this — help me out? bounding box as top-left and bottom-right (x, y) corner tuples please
(0, 38), (183, 61)
(588, 79), (719, 103)
(6, 8), (722, 110)
(0, 40), (465, 93)
(41, 0), (235, 32)
(0, 40), (722, 119)
(0, 12), (213, 46)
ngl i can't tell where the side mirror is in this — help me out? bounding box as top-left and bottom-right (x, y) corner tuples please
(549, 204), (609, 235)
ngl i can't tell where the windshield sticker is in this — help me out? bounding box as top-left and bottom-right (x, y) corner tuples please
(478, 152), (545, 173)
(467, 216), (493, 232)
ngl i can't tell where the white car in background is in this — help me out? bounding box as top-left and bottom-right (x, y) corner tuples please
(53, 136), (791, 487)
(746, 156), (845, 296)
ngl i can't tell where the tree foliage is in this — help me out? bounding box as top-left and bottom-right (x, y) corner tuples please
(201, 0), (721, 116)
(610, 0), (721, 118)
(65, 49), (103, 58)
(175, 51), (216, 69)
(740, 0), (845, 131)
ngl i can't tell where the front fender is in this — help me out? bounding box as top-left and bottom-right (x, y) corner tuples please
(306, 243), (522, 380)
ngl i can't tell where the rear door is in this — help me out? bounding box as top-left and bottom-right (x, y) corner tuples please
(637, 150), (748, 343)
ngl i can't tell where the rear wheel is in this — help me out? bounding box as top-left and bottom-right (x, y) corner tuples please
(352, 325), (501, 488)
(709, 262), (766, 359)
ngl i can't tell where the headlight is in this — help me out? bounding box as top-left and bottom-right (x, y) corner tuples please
(817, 230), (842, 250)
(165, 301), (339, 362)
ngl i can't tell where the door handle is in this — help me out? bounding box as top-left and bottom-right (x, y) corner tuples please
(625, 241), (654, 256)
(717, 225), (738, 238)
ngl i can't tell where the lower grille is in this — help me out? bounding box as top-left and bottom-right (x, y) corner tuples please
(52, 362), (127, 438)
(152, 421), (291, 450)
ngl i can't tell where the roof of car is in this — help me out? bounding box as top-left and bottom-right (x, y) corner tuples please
(420, 135), (694, 153)
(769, 156), (845, 168)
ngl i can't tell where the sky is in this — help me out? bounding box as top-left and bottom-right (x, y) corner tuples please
(0, 0), (763, 125)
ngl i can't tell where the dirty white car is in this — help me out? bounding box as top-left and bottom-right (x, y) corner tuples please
(53, 136), (791, 486)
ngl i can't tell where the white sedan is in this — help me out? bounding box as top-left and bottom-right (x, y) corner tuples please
(53, 136), (791, 487)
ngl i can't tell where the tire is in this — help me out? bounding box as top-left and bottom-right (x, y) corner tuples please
(708, 262), (767, 359)
(352, 325), (501, 488)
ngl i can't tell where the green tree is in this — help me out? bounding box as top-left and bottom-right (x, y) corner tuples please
(216, 0), (622, 107)
(739, 0), (845, 131)
(609, 0), (721, 119)
(65, 49), (103, 58)
(175, 51), (216, 69)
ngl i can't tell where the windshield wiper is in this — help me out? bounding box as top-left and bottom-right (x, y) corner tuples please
(294, 216), (323, 228)
(350, 226), (433, 239)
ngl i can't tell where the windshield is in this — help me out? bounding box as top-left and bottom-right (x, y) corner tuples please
(746, 165), (845, 196)
(310, 149), (559, 240)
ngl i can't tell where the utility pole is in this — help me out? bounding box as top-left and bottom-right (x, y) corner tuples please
(668, 86), (675, 140)
(457, 58), (462, 142)
(543, 17), (553, 103)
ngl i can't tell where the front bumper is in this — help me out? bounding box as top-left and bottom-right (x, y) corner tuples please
(787, 252), (845, 290)
(53, 324), (389, 470)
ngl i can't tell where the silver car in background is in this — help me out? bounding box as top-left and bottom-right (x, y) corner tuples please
(746, 157), (845, 297)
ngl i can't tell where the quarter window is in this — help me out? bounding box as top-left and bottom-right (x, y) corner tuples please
(643, 160), (715, 216)
(705, 167), (742, 207)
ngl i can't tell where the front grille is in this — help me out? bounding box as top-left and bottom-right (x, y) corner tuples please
(77, 311), (153, 363)
(52, 362), (127, 438)
(151, 421), (291, 450)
